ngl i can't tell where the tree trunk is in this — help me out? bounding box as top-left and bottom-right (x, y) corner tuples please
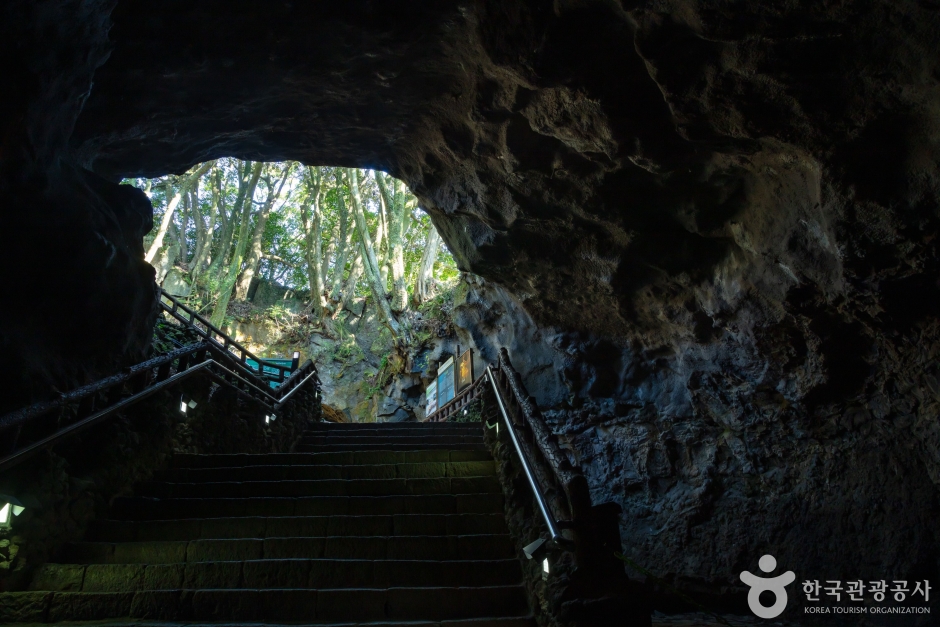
(321, 218), (338, 289)
(339, 245), (363, 315)
(413, 225), (440, 305)
(155, 224), (181, 284)
(235, 163), (293, 301)
(177, 190), (189, 265)
(144, 160), (214, 264)
(370, 173), (388, 287)
(209, 162), (263, 328)
(328, 173), (350, 307)
(300, 167), (327, 318)
(190, 167), (220, 283)
(206, 161), (250, 284)
(347, 168), (402, 339)
(376, 172), (408, 313)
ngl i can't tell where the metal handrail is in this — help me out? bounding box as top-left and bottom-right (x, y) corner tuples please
(0, 348), (319, 473)
(0, 344), (203, 430)
(486, 366), (564, 544)
(0, 289), (321, 474)
(159, 289), (293, 381)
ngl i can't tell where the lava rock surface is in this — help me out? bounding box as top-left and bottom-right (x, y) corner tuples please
(2, 0), (940, 616)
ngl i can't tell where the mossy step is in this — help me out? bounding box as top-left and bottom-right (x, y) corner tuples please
(0, 585), (528, 622)
(294, 444), (489, 453)
(31, 558), (523, 592)
(110, 493), (504, 520)
(156, 460), (496, 483)
(299, 435), (484, 443)
(63, 534), (515, 564)
(171, 450), (492, 468)
(0, 616), (532, 627)
(87, 513), (509, 542)
(304, 423), (483, 431)
(134, 476), (501, 499)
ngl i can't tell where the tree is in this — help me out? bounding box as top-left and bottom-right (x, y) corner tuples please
(300, 166), (327, 318)
(145, 160), (214, 263)
(205, 161), (248, 284)
(132, 159), (460, 344)
(376, 171), (408, 313)
(190, 165), (221, 282)
(209, 162), (263, 328)
(235, 163), (294, 300)
(413, 224), (441, 305)
(347, 168), (406, 341)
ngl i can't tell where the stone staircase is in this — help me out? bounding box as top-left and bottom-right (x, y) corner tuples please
(3, 422), (534, 626)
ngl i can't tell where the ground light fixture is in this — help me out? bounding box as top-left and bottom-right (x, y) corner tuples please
(265, 414), (277, 424)
(291, 351), (300, 372)
(0, 495), (25, 528)
(179, 395), (197, 414)
(523, 537), (551, 580)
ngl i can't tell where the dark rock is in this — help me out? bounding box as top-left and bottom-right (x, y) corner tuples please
(3, 0), (940, 615)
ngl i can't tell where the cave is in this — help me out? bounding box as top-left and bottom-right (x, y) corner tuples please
(1, 0), (939, 625)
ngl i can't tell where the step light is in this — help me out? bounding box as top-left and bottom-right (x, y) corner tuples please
(523, 537), (547, 560)
(179, 395), (197, 414)
(0, 496), (25, 528)
(265, 414), (276, 424)
(543, 557), (550, 580)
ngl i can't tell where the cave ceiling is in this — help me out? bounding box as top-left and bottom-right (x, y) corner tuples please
(63, 0), (939, 345)
(3, 0), (940, 591)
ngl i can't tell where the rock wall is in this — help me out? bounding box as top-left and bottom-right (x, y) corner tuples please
(2, 0), (939, 617)
(453, 276), (940, 620)
(0, 0), (158, 415)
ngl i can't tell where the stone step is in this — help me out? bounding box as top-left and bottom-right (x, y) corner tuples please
(14, 428), (527, 626)
(171, 450), (492, 468)
(295, 444), (489, 452)
(298, 435), (484, 445)
(1, 585), (528, 623)
(156, 460), (496, 482)
(63, 534), (515, 564)
(87, 513), (509, 542)
(134, 476), (501, 499)
(304, 423), (483, 432)
(3, 619), (532, 627)
(32, 558), (523, 592)
(110, 493), (504, 520)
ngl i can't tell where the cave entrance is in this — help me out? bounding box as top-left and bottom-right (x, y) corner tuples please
(129, 159), (462, 423)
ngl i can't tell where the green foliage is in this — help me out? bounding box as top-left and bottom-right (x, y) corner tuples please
(360, 362), (387, 399)
(417, 277), (460, 321)
(151, 316), (202, 354)
(450, 398), (483, 423)
(130, 159), (469, 384)
(315, 316), (365, 366)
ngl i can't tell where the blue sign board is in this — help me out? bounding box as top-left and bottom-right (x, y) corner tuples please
(437, 357), (455, 407)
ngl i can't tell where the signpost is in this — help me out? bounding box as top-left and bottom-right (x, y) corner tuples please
(437, 356), (455, 407)
(425, 349), (474, 419)
(425, 380), (438, 416)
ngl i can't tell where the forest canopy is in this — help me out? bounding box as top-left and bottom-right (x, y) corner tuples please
(126, 159), (459, 348)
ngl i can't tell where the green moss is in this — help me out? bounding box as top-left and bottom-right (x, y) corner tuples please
(450, 398), (483, 423)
